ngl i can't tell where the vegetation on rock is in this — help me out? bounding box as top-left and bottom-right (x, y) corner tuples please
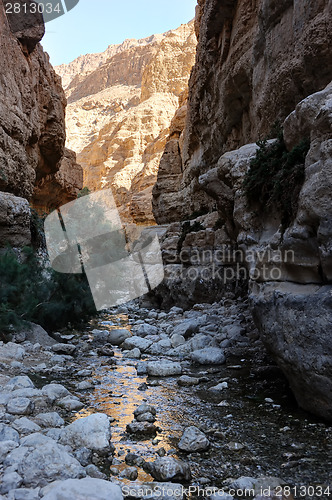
(243, 132), (310, 227)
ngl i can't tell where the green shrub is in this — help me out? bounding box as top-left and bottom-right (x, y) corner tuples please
(243, 132), (310, 227)
(0, 246), (96, 337)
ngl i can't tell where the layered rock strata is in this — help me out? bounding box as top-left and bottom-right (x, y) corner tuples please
(57, 22), (196, 223)
(152, 0), (332, 420)
(0, 0), (83, 245)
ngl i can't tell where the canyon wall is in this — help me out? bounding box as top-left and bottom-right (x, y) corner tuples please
(57, 22), (196, 223)
(0, 0), (82, 246)
(152, 0), (332, 420)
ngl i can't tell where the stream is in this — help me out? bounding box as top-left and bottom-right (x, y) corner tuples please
(50, 308), (332, 499)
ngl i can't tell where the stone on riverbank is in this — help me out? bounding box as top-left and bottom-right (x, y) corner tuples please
(4, 434), (85, 488)
(191, 347), (225, 365)
(40, 478), (123, 500)
(178, 426), (210, 452)
(147, 360), (182, 377)
(60, 414), (111, 452)
(150, 457), (192, 482)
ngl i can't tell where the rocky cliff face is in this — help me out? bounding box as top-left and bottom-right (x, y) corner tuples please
(57, 22), (196, 223)
(153, 0), (332, 222)
(0, 0), (82, 246)
(152, 0), (332, 420)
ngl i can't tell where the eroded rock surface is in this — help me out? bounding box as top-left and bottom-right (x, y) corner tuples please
(152, 0), (332, 420)
(57, 22), (196, 223)
(0, 0), (82, 228)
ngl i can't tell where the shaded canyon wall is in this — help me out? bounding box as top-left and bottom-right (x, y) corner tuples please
(152, 0), (332, 420)
(0, 0), (83, 247)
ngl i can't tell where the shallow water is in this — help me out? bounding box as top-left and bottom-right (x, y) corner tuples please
(64, 312), (332, 498)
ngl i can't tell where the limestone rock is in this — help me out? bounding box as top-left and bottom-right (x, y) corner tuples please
(150, 457), (192, 483)
(0, 193), (31, 248)
(153, 0), (332, 222)
(59, 414), (111, 452)
(40, 478), (123, 500)
(4, 434), (85, 488)
(57, 22), (196, 223)
(0, 2), (82, 216)
(191, 347), (226, 365)
(147, 360), (182, 377)
(178, 426), (210, 452)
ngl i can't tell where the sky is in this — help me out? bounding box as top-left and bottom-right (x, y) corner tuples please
(41, 0), (197, 67)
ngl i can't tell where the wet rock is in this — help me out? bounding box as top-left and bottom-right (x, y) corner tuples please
(126, 421), (157, 436)
(191, 347), (225, 365)
(7, 397), (34, 415)
(74, 447), (92, 467)
(173, 320), (199, 339)
(77, 381), (94, 390)
(119, 466), (138, 480)
(136, 412), (156, 423)
(178, 426), (210, 452)
(5, 376), (35, 392)
(96, 346), (114, 357)
(85, 464), (107, 480)
(226, 441), (245, 451)
(147, 360), (182, 377)
(123, 347), (141, 359)
(122, 336), (152, 352)
(91, 330), (110, 343)
(34, 412), (64, 428)
(60, 414), (111, 452)
(147, 339), (172, 355)
(0, 423), (20, 443)
(136, 362), (148, 375)
(125, 452), (139, 465)
(52, 344), (76, 356)
(12, 417), (41, 435)
(40, 478), (123, 500)
(150, 457), (191, 482)
(134, 403), (157, 418)
(76, 369), (92, 377)
(177, 375), (200, 387)
(58, 396), (84, 411)
(5, 434), (85, 488)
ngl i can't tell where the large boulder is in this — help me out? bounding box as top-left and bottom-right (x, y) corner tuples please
(40, 478), (123, 500)
(4, 434), (85, 488)
(60, 414), (111, 452)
